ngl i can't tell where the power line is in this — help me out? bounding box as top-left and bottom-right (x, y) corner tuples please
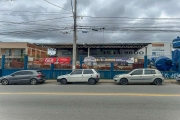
(0, 28), (70, 39)
(0, 27), (72, 35)
(44, 0), (72, 13)
(0, 0), (13, 2)
(0, 13), (71, 16)
(70, 0), (74, 13)
(0, 25), (73, 32)
(0, 16), (73, 26)
(82, 16), (180, 20)
(0, 10), (71, 14)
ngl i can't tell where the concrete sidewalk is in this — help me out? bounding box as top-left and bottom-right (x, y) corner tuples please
(46, 79), (178, 83)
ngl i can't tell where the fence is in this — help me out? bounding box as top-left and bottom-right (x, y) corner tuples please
(0, 55), (180, 79)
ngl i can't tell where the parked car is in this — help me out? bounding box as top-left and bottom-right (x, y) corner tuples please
(176, 75), (180, 82)
(113, 68), (164, 85)
(0, 70), (46, 85)
(57, 69), (100, 85)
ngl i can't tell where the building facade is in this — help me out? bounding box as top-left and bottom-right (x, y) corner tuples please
(0, 42), (48, 68)
(0, 42), (47, 59)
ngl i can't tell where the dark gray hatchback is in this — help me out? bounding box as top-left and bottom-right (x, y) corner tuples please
(0, 70), (46, 85)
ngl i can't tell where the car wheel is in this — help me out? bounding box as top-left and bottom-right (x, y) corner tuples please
(1, 79), (9, 85)
(120, 78), (128, 85)
(30, 79), (37, 85)
(60, 78), (68, 85)
(88, 78), (96, 85)
(153, 78), (162, 85)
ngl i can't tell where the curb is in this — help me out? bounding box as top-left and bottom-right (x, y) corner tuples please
(45, 79), (178, 83)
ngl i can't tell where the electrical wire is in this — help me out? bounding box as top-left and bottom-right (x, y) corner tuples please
(0, 13), (72, 16)
(0, 27), (72, 36)
(0, 0), (13, 2)
(82, 16), (180, 20)
(70, 0), (74, 13)
(0, 16), (73, 27)
(0, 10), (71, 14)
(44, 0), (72, 13)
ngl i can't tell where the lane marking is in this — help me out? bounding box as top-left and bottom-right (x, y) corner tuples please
(0, 92), (180, 96)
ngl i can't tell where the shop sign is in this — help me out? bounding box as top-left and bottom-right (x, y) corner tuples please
(152, 43), (164, 47)
(44, 57), (70, 63)
(152, 43), (165, 56)
(95, 57), (134, 63)
(56, 57), (71, 64)
(44, 58), (56, 63)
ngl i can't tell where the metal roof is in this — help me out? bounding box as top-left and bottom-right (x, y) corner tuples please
(35, 43), (150, 49)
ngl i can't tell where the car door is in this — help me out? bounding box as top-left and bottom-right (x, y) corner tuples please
(9, 71), (24, 84)
(143, 69), (156, 83)
(82, 70), (94, 82)
(128, 69), (143, 83)
(67, 70), (83, 82)
(21, 71), (33, 84)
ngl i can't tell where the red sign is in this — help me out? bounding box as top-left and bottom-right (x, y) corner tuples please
(44, 57), (71, 64)
(57, 57), (70, 64)
(44, 58), (56, 63)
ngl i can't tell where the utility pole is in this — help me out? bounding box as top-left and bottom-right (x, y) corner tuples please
(72, 0), (77, 70)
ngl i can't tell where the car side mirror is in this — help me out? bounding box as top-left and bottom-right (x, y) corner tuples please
(11, 74), (14, 76)
(130, 74), (133, 75)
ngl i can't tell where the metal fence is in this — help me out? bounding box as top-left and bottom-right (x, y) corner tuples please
(1, 55), (179, 79)
(5, 56), (24, 69)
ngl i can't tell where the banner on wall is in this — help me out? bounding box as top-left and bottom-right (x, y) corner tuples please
(57, 57), (71, 64)
(152, 43), (165, 56)
(95, 57), (134, 64)
(44, 58), (56, 63)
(44, 57), (70, 64)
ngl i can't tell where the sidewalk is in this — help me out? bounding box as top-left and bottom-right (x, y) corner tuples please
(46, 79), (178, 83)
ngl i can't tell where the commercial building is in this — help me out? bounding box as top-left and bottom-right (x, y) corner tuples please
(38, 42), (172, 70)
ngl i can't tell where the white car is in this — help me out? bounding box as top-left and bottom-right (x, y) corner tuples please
(113, 68), (164, 85)
(176, 74), (180, 82)
(57, 69), (100, 85)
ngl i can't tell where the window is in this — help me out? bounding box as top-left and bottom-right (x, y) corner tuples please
(14, 49), (21, 56)
(156, 70), (161, 74)
(14, 49), (25, 56)
(83, 70), (94, 74)
(23, 71), (33, 75)
(5, 49), (12, 56)
(131, 70), (143, 75)
(71, 70), (82, 75)
(94, 69), (99, 73)
(145, 70), (156, 74)
(13, 71), (23, 76)
(37, 71), (44, 75)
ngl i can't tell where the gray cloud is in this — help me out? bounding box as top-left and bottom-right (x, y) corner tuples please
(0, 0), (180, 44)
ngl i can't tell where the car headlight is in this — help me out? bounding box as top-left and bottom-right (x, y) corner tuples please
(114, 75), (119, 78)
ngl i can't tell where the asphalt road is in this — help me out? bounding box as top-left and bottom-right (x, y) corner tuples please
(0, 82), (180, 120)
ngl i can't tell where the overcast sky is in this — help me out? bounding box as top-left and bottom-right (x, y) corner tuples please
(0, 0), (180, 44)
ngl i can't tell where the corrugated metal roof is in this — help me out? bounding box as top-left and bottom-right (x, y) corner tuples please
(34, 43), (150, 49)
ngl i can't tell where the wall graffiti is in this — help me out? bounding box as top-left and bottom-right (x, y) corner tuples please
(161, 72), (179, 79)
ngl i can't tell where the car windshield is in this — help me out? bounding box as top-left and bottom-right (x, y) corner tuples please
(128, 70), (134, 74)
(37, 71), (44, 75)
(94, 69), (99, 73)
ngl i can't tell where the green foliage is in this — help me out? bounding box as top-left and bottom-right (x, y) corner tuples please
(36, 54), (40, 59)
(20, 54), (25, 62)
